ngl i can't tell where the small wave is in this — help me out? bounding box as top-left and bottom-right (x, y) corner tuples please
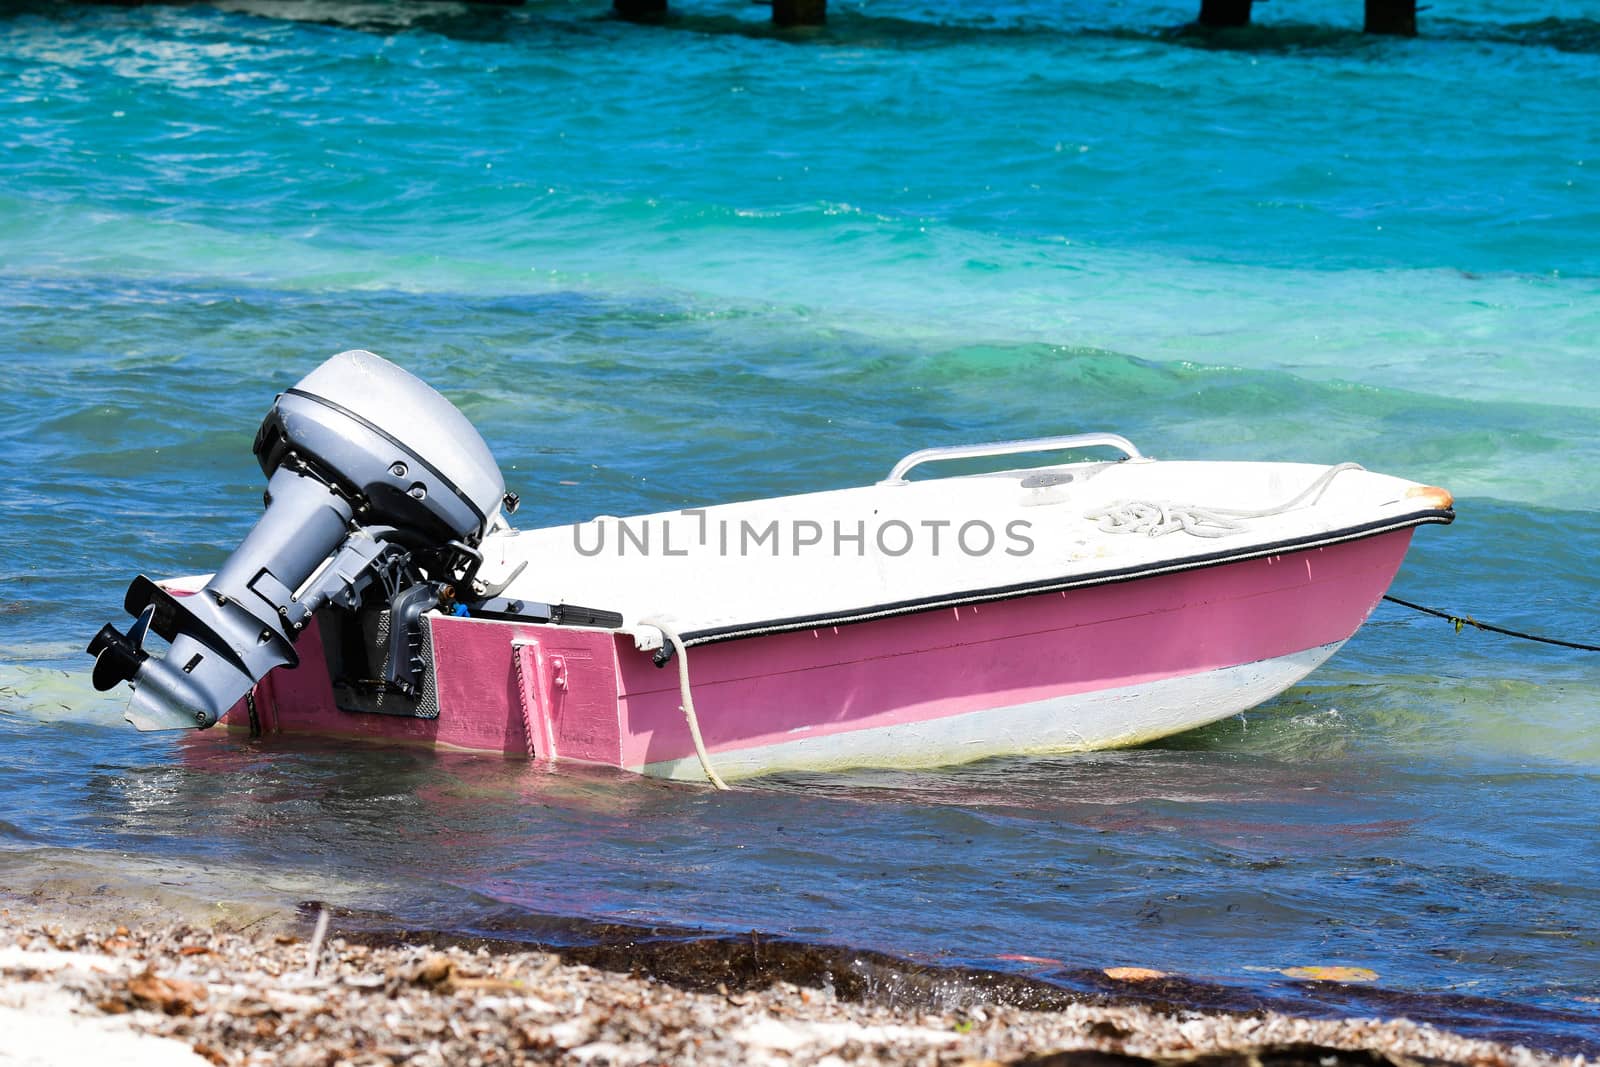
(1153, 20), (1377, 54)
(1455, 16), (1600, 55)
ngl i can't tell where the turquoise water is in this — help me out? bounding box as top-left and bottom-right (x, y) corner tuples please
(1, 0), (1597, 1050)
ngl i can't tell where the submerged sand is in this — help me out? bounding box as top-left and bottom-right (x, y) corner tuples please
(0, 892), (1588, 1067)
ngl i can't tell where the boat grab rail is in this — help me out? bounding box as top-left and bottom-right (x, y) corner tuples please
(879, 432), (1144, 486)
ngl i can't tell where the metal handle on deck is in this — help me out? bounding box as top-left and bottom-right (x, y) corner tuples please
(879, 432), (1144, 485)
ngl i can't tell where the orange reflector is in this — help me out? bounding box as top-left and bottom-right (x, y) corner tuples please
(1405, 485), (1454, 510)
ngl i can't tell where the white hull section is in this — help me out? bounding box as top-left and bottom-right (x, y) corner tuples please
(635, 641), (1345, 781)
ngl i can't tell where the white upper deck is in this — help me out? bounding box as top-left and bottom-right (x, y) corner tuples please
(478, 453), (1452, 645)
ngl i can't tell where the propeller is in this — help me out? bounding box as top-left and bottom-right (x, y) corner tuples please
(87, 604), (157, 692)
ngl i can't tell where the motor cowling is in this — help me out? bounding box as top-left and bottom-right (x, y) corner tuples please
(87, 350), (515, 731)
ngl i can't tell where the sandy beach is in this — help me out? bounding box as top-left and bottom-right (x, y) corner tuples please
(0, 890), (1587, 1067)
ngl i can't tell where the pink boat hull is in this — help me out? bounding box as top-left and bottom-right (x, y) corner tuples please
(227, 529), (1414, 780)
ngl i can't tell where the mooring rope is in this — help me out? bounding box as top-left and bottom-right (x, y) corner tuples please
(637, 618), (731, 790)
(1382, 595), (1600, 652)
(1086, 462), (1365, 538)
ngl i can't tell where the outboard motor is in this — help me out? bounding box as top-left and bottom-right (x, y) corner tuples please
(87, 350), (517, 731)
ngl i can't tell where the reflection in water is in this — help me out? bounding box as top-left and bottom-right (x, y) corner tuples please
(4, 710), (1596, 1052)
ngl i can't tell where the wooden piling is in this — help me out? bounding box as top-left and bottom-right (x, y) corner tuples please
(1364, 0), (1417, 35)
(1197, 0), (1252, 28)
(772, 0), (826, 27)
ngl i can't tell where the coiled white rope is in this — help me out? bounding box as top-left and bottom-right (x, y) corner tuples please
(638, 617), (730, 791)
(1086, 462), (1365, 538)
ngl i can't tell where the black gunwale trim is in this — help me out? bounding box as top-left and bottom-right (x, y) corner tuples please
(677, 508), (1454, 648)
(283, 387), (487, 528)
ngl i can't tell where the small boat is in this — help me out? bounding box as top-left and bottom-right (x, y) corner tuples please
(88, 351), (1453, 784)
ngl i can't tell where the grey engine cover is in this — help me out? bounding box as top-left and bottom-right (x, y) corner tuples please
(87, 350), (509, 732)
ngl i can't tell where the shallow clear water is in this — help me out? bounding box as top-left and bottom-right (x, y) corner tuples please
(1, 0), (1597, 1051)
